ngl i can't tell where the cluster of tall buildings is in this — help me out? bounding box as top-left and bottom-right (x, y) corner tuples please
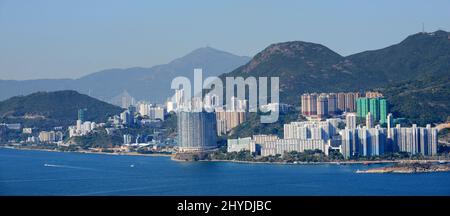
(172, 90), (248, 137)
(336, 92), (360, 112)
(301, 92), (360, 118)
(137, 102), (165, 121)
(391, 124), (438, 156)
(356, 97), (388, 125)
(340, 126), (388, 158)
(68, 109), (99, 137)
(214, 96), (248, 135)
(216, 110), (246, 135)
(228, 120), (342, 157)
(284, 119), (340, 140)
(340, 123), (438, 159)
(168, 89), (225, 113)
(226, 112), (438, 159)
(120, 107), (135, 126)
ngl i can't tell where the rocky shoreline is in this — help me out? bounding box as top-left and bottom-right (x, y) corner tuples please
(356, 162), (450, 174)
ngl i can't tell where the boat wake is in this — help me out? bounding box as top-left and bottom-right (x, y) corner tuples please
(43, 163), (96, 171)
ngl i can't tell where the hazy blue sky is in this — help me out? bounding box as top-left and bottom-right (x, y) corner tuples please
(1, 0), (450, 80)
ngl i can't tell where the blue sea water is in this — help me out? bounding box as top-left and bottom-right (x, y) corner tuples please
(0, 148), (449, 196)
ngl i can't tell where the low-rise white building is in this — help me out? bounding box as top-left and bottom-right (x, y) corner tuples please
(227, 137), (255, 153)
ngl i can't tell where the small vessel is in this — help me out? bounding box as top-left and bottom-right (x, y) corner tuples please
(130, 164), (135, 168)
(439, 160), (446, 164)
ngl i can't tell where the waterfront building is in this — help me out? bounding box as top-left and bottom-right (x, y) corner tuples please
(252, 134), (279, 145)
(340, 126), (387, 158)
(177, 111), (218, 152)
(389, 124), (438, 156)
(227, 137), (255, 153)
(340, 128), (356, 158)
(260, 139), (329, 157)
(38, 131), (62, 143)
(283, 119), (340, 141)
(123, 134), (133, 144)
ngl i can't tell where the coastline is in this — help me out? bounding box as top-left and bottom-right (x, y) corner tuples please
(2, 146), (449, 167)
(0, 146), (174, 158)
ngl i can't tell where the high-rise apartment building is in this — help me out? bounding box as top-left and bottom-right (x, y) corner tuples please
(215, 110), (246, 135)
(388, 124), (437, 156)
(379, 98), (388, 125)
(345, 112), (357, 129)
(327, 93), (337, 116)
(77, 109), (85, 122)
(317, 94), (329, 119)
(357, 97), (388, 126)
(301, 93), (318, 116)
(366, 112), (373, 128)
(177, 111), (218, 152)
(345, 92), (359, 112)
(337, 93), (347, 112)
(340, 126), (387, 158)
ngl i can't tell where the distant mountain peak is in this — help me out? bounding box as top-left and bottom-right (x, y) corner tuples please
(169, 46), (250, 65)
(241, 40), (342, 73)
(402, 29), (450, 43)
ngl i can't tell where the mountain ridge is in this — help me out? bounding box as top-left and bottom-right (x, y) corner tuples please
(220, 30), (450, 124)
(0, 47), (251, 104)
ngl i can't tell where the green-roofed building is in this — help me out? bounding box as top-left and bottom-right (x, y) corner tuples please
(379, 98), (388, 126)
(369, 98), (380, 122)
(356, 97), (388, 126)
(356, 98), (369, 118)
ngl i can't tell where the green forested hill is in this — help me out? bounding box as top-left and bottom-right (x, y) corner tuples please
(381, 76), (450, 125)
(0, 90), (123, 128)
